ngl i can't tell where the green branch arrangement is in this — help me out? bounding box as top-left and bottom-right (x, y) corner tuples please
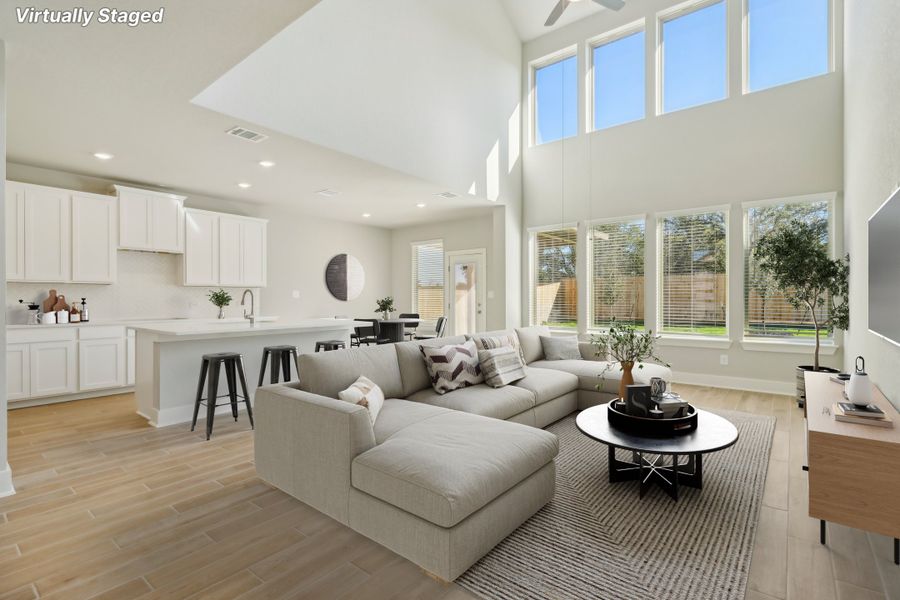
(207, 289), (232, 308)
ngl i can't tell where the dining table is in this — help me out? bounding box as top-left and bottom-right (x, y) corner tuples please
(378, 318), (421, 343)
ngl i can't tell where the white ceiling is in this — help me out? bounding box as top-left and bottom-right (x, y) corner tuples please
(498, 0), (606, 41)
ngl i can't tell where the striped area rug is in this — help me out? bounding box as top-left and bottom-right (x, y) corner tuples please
(458, 409), (775, 600)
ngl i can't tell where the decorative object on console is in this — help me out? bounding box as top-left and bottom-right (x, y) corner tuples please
(41, 289), (58, 314)
(539, 335), (581, 360)
(590, 318), (669, 399)
(650, 376), (667, 398)
(338, 375), (384, 424)
(374, 296), (395, 320)
(846, 356), (873, 407)
(478, 346), (526, 388)
(325, 253), (365, 301)
(419, 339), (484, 394)
(207, 288), (232, 319)
(624, 384), (654, 417)
(753, 219), (849, 407)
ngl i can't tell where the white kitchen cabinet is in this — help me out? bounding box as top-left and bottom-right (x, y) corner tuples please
(6, 181), (25, 281)
(79, 337), (126, 391)
(126, 330), (136, 386)
(218, 216), (243, 286)
(72, 192), (118, 283)
(23, 184), (71, 282)
(241, 218), (267, 287)
(29, 340), (77, 398)
(115, 185), (185, 253)
(184, 208), (219, 285)
(7, 343), (30, 402)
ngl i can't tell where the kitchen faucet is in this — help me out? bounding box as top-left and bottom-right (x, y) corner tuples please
(241, 289), (255, 326)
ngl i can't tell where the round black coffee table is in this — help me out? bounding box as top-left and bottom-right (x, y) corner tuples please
(576, 403), (739, 501)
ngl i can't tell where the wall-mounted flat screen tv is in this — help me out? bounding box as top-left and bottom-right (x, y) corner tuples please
(869, 186), (900, 346)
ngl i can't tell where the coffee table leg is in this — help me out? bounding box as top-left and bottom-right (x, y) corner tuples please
(608, 445), (642, 483)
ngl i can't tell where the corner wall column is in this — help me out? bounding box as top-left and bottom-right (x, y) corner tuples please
(0, 39), (14, 497)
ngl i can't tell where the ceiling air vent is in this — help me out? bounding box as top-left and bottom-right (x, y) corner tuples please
(315, 189), (340, 197)
(225, 126), (268, 143)
(434, 191), (459, 199)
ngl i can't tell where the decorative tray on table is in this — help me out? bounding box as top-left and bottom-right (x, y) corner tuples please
(607, 396), (698, 437)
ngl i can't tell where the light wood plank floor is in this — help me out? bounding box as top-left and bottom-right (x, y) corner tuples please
(1, 386), (896, 599)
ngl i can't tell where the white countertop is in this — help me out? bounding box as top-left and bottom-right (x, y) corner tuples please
(129, 318), (365, 339)
(6, 316), (281, 330)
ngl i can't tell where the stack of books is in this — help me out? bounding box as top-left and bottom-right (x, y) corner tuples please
(833, 401), (894, 428)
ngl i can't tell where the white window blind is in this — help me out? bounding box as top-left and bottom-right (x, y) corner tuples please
(590, 219), (645, 328)
(412, 241), (444, 321)
(659, 211), (728, 336)
(745, 200), (830, 338)
(532, 227), (578, 329)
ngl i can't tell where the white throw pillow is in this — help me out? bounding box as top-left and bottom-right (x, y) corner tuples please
(338, 375), (384, 424)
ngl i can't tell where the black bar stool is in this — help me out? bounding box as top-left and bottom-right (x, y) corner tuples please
(315, 340), (346, 352)
(192, 352), (253, 440)
(258, 345), (300, 386)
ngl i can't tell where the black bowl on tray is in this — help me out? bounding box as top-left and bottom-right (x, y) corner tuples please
(607, 399), (698, 437)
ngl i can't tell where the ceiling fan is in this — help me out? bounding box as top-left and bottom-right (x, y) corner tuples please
(545, 0), (626, 27)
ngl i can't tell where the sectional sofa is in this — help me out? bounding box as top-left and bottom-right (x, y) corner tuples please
(254, 326), (671, 580)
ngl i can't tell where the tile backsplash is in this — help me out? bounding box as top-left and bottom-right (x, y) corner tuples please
(7, 251), (259, 325)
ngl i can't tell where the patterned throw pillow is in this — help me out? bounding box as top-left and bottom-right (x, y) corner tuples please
(478, 346), (526, 388)
(338, 375), (384, 424)
(471, 333), (527, 365)
(420, 340), (484, 394)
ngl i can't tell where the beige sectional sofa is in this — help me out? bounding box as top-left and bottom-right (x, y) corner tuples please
(254, 325), (671, 580)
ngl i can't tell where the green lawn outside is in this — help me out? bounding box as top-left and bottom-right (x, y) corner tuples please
(545, 321), (828, 340)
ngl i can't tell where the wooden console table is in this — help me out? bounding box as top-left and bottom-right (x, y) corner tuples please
(805, 371), (900, 565)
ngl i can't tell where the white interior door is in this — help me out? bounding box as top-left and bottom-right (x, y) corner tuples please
(445, 249), (487, 336)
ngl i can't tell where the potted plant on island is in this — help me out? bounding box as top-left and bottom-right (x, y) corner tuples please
(375, 297), (395, 320)
(753, 220), (849, 407)
(208, 289), (232, 320)
(591, 318), (670, 400)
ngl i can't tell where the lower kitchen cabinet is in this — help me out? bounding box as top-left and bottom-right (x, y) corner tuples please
(7, 343), (30, 401)
(79, 338), (126, 391)
(30, 340), (77, 398)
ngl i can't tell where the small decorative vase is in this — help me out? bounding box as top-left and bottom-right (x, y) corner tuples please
(382, 311), (390, 320)
(217, 306), (226, 319)
(619, 361), (635, 399)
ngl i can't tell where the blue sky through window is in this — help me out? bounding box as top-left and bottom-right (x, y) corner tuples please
(748, 0), (829, 92)
(593, 30), (645, 130)
(535, 55), (577, 145)
(662, 1), (727, 113)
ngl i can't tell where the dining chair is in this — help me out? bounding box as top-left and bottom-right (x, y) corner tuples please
(414, 316), (447, 340)
(398, 313), (420, 340)
(353, 318), (390, 345)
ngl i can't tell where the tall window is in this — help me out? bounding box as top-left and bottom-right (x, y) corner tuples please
(659, 211), (728, 336)
(590, 219), (645, 328)
(745, 199), (831, 338)
(592, 28), (645, 130)
(412, 240), (444, 320)
(534, 54), (577, 145)
(531, 227), (578, 329)
(660, 1), (727, 114)
(747, 0), (829, 92)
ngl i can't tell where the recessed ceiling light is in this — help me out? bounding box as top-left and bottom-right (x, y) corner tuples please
(362, 213), (371, 218)
(93, 152), (114, 160)
(416, 203), (426, 208)
(258, 160), (275, 168)
(237, 182), (252, 189)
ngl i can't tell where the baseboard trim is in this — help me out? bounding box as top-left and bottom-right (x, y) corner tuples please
(9, 387), (135, 410)
(0, 462), (15, 498)
(671, 371), (794, 396)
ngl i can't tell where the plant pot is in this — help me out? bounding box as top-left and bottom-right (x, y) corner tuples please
(382, 311), (390, 320)
(217, 306), (226, 319)
(795, 365), (840, 409)
(618, 361), (635, 400)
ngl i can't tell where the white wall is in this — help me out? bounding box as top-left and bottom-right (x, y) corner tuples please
(521, 0), (845, 392)
(0, 41), (13, 497)
(844, 0), (900, 411)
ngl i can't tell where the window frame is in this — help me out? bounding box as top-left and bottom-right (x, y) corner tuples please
(587, 19), (647, 133)
(741, 192), (837, 346)
(529, 46), (578, 147)
(585, 214), (648, 331)
(528, 223), (580, 330)
(410, 238), (445, 321)
(656, 0), (730, 116)
(656, 204), (731, 339)
(741, 0), (834, 95)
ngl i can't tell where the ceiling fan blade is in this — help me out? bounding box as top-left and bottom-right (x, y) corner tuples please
(592, 0), (626, 10)
(545, 0), (571, 26)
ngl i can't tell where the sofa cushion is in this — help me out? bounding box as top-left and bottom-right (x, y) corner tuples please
(420, 340), (484, 394)
(512, 366), (579, 405)
(406, 383), (535, 420)
(478, 346), (526, 388)
(394, 336), (468, 398)
(372, 399), (453, 444)
(540, 335), (581, 361)
(530, 359), (673, 395)
(515, 326), (552, 364)
(298, 344), (404, 399)
(352, 411), (558, 527)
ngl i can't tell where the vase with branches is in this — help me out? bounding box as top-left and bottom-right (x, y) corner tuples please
(207, 289), (232, 319)
(375, 297), (395, 320)
(591, 318), (670, 399)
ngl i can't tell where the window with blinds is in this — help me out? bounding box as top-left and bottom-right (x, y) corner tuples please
(659, 211), (728, 336)
(590, 219), (645, 329)
(745, 199), (831, 338)
(411, 240), (444, 320)
(531, 227), (578, 329)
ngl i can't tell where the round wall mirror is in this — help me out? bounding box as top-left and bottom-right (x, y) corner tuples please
(325, 254), (365, 301)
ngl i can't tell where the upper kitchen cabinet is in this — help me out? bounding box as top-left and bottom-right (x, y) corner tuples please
(184, 208), (267, 287)
(72, 192), (118, 283)
(115, 185), (185, 253)
(6, 181), (25, 281)
(184, 208), (219, 286)
(21, 183), (71, 282)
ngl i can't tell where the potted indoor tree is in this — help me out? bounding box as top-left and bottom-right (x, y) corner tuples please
(207, 289), (232, 319)
(753, 220), (849, 406)
(591, 318), (670, 399)
(375, 297), (395, 320)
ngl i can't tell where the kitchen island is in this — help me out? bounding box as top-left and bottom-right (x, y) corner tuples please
(131, 318), (362, 427)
